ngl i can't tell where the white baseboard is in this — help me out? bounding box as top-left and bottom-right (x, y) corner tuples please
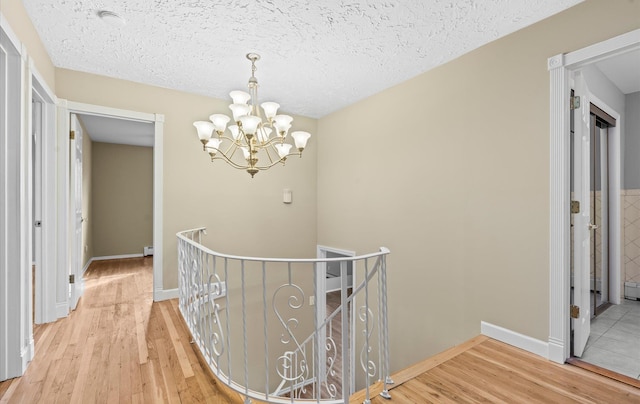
(154, 288), (179, 301)
(481, 321), (549, 359)
(547, 337), (566, 363)
(21, 339), (34, 371)
(92, 253), (144, 261)
(56, 302), (69, 319)
(82, 257), (94, 275)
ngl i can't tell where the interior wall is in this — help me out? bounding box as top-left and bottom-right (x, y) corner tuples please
(316, 0), (640, 372)
(81, 127), (93, 267)
(624, 91), (640, 189)
(55, 70), (318, 288)
(623, 91), (640, 287)
(91, 142), (152, 257)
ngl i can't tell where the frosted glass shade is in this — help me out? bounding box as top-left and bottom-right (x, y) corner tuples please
(229, 104), (251, 122)
(291, 131), (311, 150)
(273, 115), (293, 135)
(206, 138), (222, 151)
(228, 125), (241, 140)
(261, 102), (280, 119)
(239, 115), (261, 135)
(240, 147), (250, 160)
(193, 121), (214, 141)
(275, 143), (292, 158)
(229, 90), (251, 104)
(209, 114), (231, 132)
(257, 127), (272, 143)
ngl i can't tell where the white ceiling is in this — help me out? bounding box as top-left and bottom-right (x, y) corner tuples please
(22, 0), (583, 119)
(77, 114), (154, 147)
(594, 49), (640, 94)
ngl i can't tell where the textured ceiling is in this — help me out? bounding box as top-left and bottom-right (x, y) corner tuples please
(23, 0), (582, 118)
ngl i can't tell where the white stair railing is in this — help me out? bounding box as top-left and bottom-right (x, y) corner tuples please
(177, 227), (392, 404)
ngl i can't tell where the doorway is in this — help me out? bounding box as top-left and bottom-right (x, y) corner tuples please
(548, 28), (639, 365)
(315, 245), (357, 396)
(54, 100), (164, 317)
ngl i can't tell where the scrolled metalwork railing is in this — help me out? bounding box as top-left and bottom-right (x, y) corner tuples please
(177, 227), (392, 404)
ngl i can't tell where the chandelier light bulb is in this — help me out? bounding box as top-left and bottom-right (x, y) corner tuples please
(275, 143), (292, 159)
(209, 114), (231, 133)
(239, 115), (261, 136)
(228, 125), (241, 140)
(193, 121), (215, 146)
(261, 102), (280, 119)
(229, 104), (251, 122)
(291, 131), (311, 151)
(230, 90), (251, 105)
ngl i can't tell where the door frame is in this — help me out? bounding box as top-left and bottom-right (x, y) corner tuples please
(315, 245), (356, 395)
(55, 100), (164, 316)
(548, 28), (638, 363)
(68, 113), (84, 310)
(1, 13), (32, 379)
(30, 62), (57, 324)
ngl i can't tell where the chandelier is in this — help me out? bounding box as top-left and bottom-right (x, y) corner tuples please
(193, 53), (311, 177)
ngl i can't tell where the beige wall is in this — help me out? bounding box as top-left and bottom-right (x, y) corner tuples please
(81, 121), (93, 267)
(55, 70), (318, 288)
(91, 142), (153, 257)
(317, 0), (640, 372)
(1, 0), (55, 90)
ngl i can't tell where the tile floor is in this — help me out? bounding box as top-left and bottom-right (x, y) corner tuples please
(582, 298), (640, 379)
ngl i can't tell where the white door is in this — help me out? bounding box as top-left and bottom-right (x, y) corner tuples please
(69, 114), (84, 310)
(572, 71), (592, 357)
(32, 100), (43, 323)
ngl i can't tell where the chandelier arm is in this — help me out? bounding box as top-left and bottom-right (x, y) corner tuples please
(252, 150), (303, 170)
(210, 153), (250, 170)
(260, 136), (290, 148)
(263, 144), (277, 165)
(222, 141), (238, 157)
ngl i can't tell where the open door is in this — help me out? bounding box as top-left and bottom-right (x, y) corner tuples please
(68, 114), (84, 310)
(572, 71), (592, 357)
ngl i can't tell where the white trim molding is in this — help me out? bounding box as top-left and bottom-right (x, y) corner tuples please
(154, 288), (178, 301)
(1, 13), (32, 380)
(92, 254), (144, 261)
(548, 28), (640, 364)
(30, 57), (57, 325)
(481, 322), (549, 359)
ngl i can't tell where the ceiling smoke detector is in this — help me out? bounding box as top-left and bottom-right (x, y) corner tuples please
(97, 10), (126, 27)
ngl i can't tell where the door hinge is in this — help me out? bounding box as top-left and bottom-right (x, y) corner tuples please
(570, 96), (581, 110)
(70, 130), (75, 140)
(570, 304), (580, 319)
(571, 200), (580, 214)
(69, 274), (75, 284)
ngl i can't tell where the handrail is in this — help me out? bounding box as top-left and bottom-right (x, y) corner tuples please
(177, 227), (392, 403)
(177, 227), (390, 263)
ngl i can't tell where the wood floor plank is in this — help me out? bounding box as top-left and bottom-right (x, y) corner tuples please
(159, 301), (195, 379)
(363, 338), (640, 404)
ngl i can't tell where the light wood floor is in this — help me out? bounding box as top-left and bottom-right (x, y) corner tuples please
(0, 257), (236, 403)
(4, 259), (640, 403)
(352, 335), (640, 403)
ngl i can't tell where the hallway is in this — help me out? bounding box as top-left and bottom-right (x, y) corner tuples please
(0, 258), (233, 403)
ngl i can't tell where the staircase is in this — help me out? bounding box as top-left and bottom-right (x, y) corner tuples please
(177, 228), (392, 403)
